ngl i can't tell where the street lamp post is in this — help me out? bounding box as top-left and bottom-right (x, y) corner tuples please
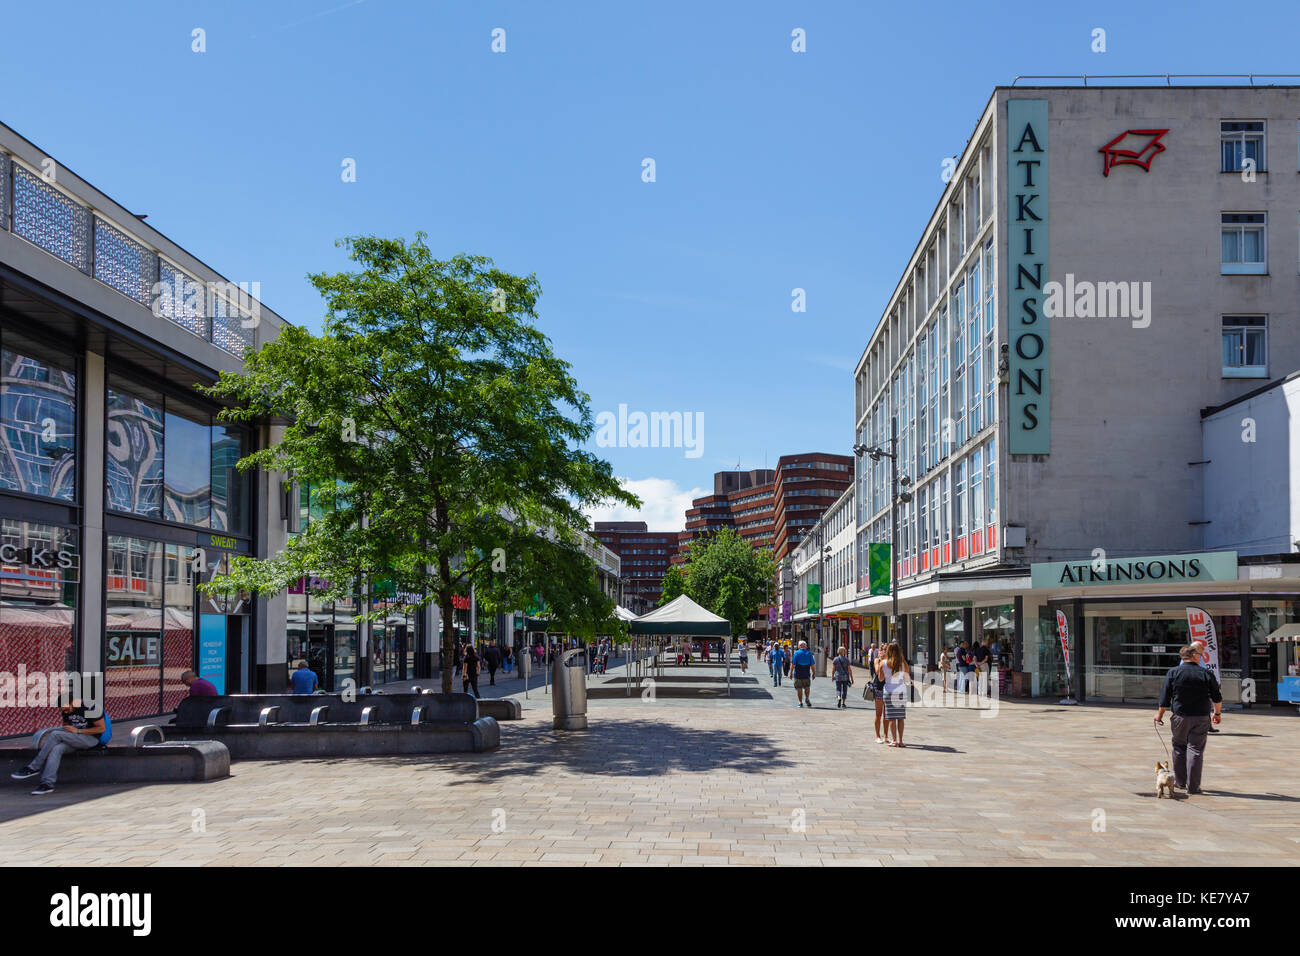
(854, 415), (912, 656)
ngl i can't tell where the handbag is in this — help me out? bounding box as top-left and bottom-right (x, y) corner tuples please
(862, 683), (875, 701)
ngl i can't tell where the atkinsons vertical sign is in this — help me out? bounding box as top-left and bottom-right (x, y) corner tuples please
(1007, 98), (1050, 454)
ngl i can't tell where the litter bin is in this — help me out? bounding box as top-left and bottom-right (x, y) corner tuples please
(553, 647), (588, 730)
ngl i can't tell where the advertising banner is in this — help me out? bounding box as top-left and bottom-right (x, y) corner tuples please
(868, 543), (891, 596)
(807, 583), (821, 615)
(1055, 609), (1072, 682)
(1186, 606), (1221, 683)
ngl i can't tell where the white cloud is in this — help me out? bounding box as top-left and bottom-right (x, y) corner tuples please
(585, 477), (706, 532)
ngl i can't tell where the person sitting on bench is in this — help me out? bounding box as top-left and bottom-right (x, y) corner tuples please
(10, 698), (112, 795)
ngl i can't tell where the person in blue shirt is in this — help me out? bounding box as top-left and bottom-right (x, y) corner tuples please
(290, 660), (319, 694)
(769, 643), (787, 686)
(11, 698), (112, 795)
(791, 640), (817, 708)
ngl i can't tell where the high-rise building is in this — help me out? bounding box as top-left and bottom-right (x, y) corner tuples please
(593, 521), (677, 612)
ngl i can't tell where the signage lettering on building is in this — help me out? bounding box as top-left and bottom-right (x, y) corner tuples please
(0, 543), (75, 569)
(1030, 551), (1238, 590)
(451, 594), (471, 611)
(1007, 98), (1050, 454)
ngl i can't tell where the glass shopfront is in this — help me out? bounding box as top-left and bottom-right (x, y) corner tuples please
(0, 520), (79, 736)
(104, 536), (196, 718)
(0, 334), (77, 500)
(286, 577), (361, 692)
(1249, 599), (1299, 703)
(1082, 600), (1242, 702)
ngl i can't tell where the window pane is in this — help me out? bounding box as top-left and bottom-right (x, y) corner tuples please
(211, 424), (248, 534)
(1222, 229), (1239, 263)
(1245, 329), (1266, 366)
(1243, 228), (1262, 262)
(0, 341), (77, 501)
(1222, 331), (1242, 366)
(106, 388), (163, 518)
(0, 520), (78, 736)
(163, 407), (212, 527)
(105, 536), (165, 718)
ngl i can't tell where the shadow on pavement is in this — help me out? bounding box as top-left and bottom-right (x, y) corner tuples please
(0, 777), (231, 827)
(294, 718), (792, 783)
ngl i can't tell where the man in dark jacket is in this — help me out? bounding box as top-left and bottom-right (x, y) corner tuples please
(483, 644), (502, 685)
(1154, 645), (1223, 794)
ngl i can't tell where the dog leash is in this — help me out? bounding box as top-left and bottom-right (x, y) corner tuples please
(1153, 720), (1171, 760)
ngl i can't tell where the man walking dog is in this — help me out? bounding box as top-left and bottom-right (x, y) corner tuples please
(1154, 644), (1223, 795)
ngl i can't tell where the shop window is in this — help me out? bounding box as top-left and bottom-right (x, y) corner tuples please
(0, 520), (78, 737)
(163, 400), (212, 527)
(0, 334), (77, 501)
(106, 387), (164, 518)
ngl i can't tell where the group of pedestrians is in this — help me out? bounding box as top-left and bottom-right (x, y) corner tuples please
(937, 639), (995, 696)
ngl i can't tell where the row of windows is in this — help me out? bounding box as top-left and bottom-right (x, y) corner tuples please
(857, 438), (997, 580)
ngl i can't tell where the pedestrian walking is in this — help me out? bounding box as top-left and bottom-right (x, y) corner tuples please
(739, 641), (749, 672)
(461, 644), (481, 699)
(877, 641), (910, 747)
(791, 640), (816, 708)
(483, 643), (502, 685)
(938, 646), (952, 694)
(769, 642), (787, 687)
(503, 645), (514, 674)
(832, 645), (853, 708)
(1154, 644), (1223, 794)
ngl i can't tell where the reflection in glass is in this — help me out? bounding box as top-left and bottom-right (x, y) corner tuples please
(0, 520), (77, 736)
(0, 347), (77, 501)
(211, 424), (247, 534)
(105, 536), (165, 718)
(163, 409), (211, 527)
(163, 544), (195, 711)
(106, 390), (163, 517)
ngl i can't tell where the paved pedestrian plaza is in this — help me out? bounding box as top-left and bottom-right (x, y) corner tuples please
(1, 660), (1296, 866)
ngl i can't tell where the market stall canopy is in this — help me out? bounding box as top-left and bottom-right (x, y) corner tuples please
(1264, 622), (1300, 643)
(628, 594), (731, 636)
(614, 605), (638, 622)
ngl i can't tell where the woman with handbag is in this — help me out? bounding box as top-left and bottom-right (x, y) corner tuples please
(866, 643), (886, 743)
(877, 641), (911, 748)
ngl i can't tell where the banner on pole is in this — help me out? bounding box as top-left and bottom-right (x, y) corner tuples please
(1186, 606), (1221, 683)
(1055, 609), (1072, 682)
(807, 583), (821, 615)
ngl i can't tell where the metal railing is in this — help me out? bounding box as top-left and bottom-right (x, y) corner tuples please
(1, 155), (258, 359)
(1011, 74), (1300, 87)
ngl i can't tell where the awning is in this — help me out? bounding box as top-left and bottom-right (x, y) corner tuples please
(1264, 623), (1300, 643)
(628, 594), (731, 636)
(613, 605), (638, 622)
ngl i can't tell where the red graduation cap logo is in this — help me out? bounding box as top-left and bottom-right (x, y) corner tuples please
(1099, 129), (1169, 177)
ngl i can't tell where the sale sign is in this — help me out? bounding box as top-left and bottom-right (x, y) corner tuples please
(1186, 606), (1221, 683)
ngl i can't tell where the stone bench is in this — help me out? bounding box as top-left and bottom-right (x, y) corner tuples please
(168, 693), (498, 759)
(0, 735), (229, 784)
(476, 698), (522, 721)
(175, 692), (477, 729)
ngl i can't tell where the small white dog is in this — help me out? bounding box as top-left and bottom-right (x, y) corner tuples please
(1155, 761), (1177, 799)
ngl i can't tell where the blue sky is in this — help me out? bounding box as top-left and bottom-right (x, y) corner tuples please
(4, 0), (1297, 528)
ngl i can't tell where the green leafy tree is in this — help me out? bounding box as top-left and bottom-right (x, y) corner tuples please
(675, 528), (775, 637)
(200, 235), (637, 691)
(658, 564), (687, 606)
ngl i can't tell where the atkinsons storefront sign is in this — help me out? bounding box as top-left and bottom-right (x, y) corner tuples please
(1007, 98), (1050, 454)
(1030, 551), (1238, 589)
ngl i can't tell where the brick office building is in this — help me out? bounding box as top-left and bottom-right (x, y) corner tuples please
(593, 521), (677, 613)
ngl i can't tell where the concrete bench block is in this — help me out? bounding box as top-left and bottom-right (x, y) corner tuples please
(476, 698), (522, 721)
(0, 741), (230, 783)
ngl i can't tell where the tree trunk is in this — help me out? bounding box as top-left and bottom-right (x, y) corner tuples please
(440, 590), (456, 694)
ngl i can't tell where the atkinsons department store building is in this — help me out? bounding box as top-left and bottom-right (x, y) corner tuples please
(832, 80), (1300, 704)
